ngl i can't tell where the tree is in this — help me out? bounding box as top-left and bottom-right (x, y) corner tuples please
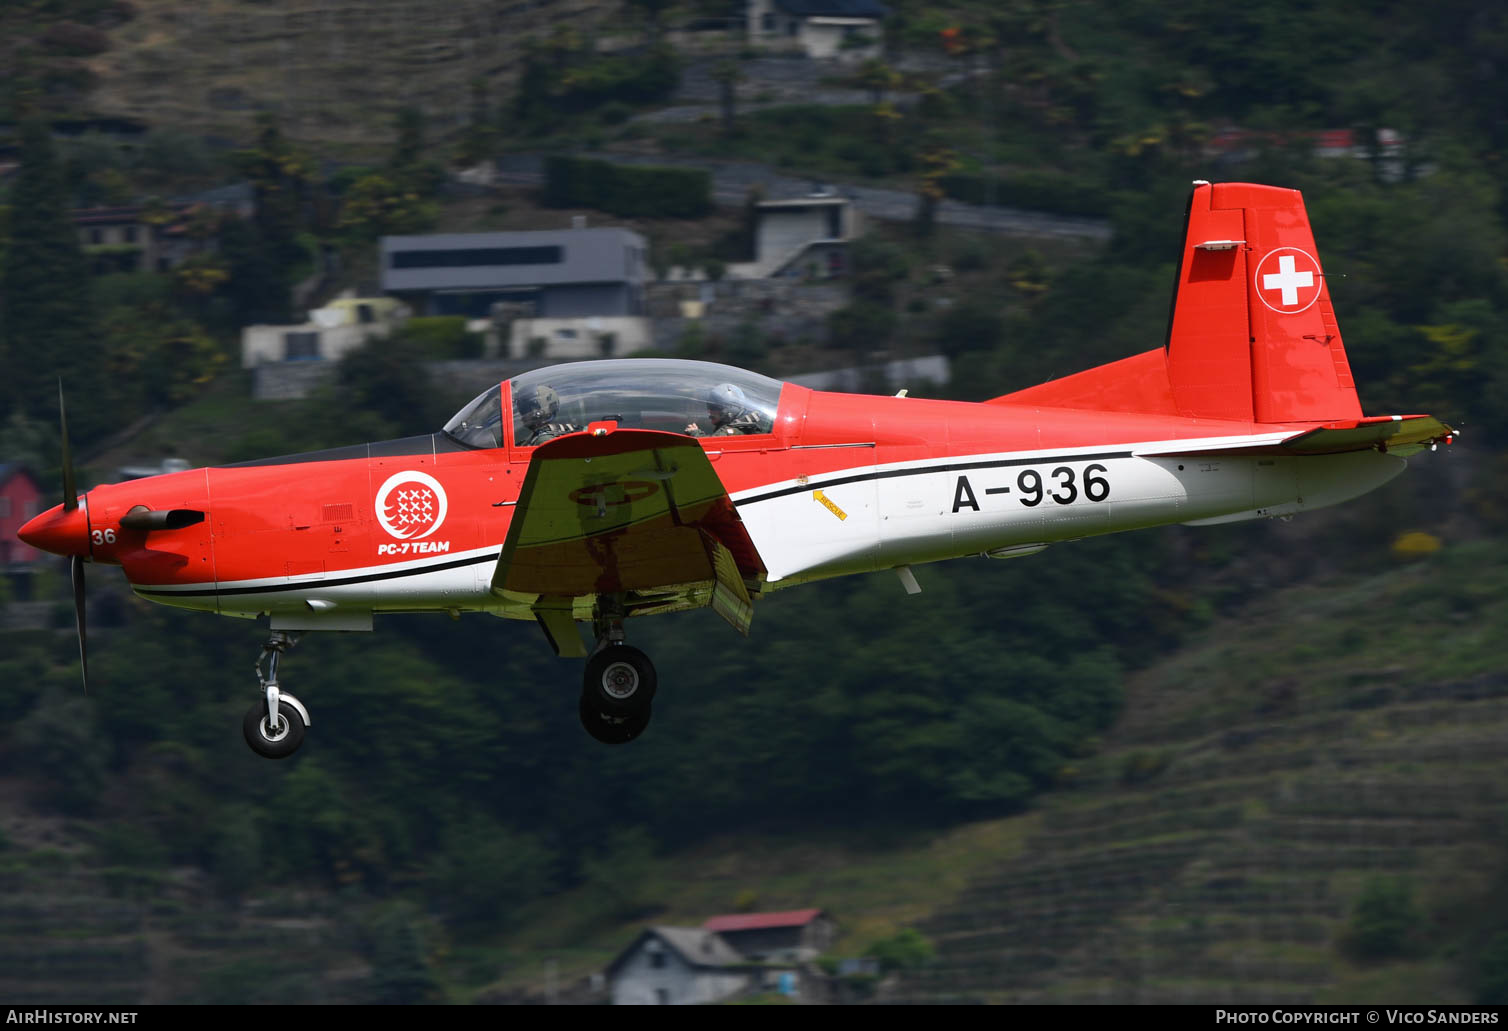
(1478, 932), (1508, 1004)
(456, 77), (495, 167)
(913, 142), (959, 238)
(337, 337), (443, 438)
(864, 928), (936, 973)
(1, 119), (94, 426)
(362, 902), (441, 1004)
(711, 59), (743, 137)
(1347, 876), (1423, 960)
(428, 817), (556, 931)
(625, 0), (674, 44)
(337, 174), (438, 245)
(234, 114), (313, 271)
(389, 107), (444, 199)
(857, 58), (902, 104)
(216, 215), (291, 327)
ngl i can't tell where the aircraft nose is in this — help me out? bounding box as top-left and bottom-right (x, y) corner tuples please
(18, 502), (90, 558)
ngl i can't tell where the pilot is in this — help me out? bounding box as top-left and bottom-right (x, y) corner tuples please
(686, 383), (767, 436)
(518, 385), (578, 445)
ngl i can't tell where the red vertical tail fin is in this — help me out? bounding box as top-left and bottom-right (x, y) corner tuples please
(993, 181), (1364, 426)
(1167, 181), (1361, 424)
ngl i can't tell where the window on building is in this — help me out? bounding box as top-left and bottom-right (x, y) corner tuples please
(650, 950), (666, 969)
(284, 331), (320, 360)
(787, 18), (798, 36)
(88, 229), (102, 244)
(0, 498), (10, 519)
(124, 226), (138, 244)
(390, 246), (564, 269)
(357, 304), (375, 324)
(762, 12), (774, 31)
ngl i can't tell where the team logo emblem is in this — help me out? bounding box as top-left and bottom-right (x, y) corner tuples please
(375, 470), (448, 540)
(1254, 247), (1322, 314)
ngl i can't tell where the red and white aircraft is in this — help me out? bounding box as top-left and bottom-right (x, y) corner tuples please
(19, 181), (1453, 756)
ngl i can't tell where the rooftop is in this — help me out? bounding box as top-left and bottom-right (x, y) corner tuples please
(703, 908), (826, 933)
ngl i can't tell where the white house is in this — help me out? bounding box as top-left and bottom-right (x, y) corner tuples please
(240, 296), (405, 368)
(606, 927), (754, 1006)
(727, 188), (861, 279)
(745, 0), (888, 62)
(605, 909), (835, 1004)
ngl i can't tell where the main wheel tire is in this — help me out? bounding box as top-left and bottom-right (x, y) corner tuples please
(583, 645), (657, 716)
(242, 699), (306, 759)
(579, 694), (652, 745)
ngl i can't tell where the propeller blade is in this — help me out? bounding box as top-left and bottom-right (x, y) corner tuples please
(58, 380), (78, 513)
(71, 555), (89, 695)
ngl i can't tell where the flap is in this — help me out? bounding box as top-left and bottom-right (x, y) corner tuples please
(492, 429), (765, 600)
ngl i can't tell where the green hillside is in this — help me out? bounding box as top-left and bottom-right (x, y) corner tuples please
(904, 535), (1508, 1004)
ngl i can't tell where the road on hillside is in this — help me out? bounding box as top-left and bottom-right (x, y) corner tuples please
(490, 153), (1111, 243)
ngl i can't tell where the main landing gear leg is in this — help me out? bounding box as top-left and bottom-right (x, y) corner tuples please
(578, 607), (656, 745)
(243, 630), (311, 759)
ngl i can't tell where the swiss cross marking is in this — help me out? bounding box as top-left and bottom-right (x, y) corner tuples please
(1254, 247), (1322, 314)
(1263, 255), (1313, 306)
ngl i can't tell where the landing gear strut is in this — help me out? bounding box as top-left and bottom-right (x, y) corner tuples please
(244, 631), (311, 759)
(578, 608), (656, 744)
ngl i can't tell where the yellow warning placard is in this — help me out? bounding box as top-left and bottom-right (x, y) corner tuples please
(813, 489), (848, 521)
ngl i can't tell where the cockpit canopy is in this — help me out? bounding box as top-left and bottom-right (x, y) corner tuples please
(443, 359), (784, 449)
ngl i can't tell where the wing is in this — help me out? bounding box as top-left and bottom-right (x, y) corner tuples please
(491, 429), (766, 653)
(1136, 415), (1455, 460)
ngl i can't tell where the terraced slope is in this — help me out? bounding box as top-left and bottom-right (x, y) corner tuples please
(86, 0), (616, 145)
(0, 803), (367, 1004)
(900, 543), (1508, 1004)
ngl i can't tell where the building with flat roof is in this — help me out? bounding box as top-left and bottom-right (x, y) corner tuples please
(745, 0), (888, 61)
(381, 226), (650, 320)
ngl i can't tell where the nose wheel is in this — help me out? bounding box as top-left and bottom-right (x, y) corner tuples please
(579, 641), (656, 744)
(244, 631), (311, 759)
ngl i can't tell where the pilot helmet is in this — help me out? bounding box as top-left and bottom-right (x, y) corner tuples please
(706, 383), (747, 425)
(520, 384), (559, 426)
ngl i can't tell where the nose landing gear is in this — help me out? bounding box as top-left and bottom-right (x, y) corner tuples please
(244, 631), (311, 759)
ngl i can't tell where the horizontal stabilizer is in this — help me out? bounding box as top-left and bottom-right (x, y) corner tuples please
(1281, 416), (1454, 456)
(1137, 415), (1455, 460)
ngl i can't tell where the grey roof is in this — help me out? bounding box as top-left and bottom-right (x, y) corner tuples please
(170, 181), (255, 209)
(605, 926), (748, 978)
(652, 926), (748, 966)
(381, 227), (647, 293)
(775, 0), (888, 18)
